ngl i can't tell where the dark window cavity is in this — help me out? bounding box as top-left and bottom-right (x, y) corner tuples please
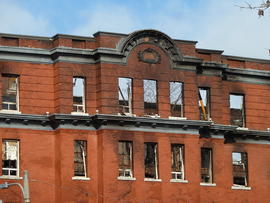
(144, 142), (158, 179)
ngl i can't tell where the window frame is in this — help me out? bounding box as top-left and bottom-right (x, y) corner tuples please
(144, 142), (159, 180)
(229, 93), (245, 127)
(73, 140), (88, 178)
(198, 87), (210, 121)
(1, 75), (20, 113)
(232, 151), (248, 187)
(118, 77), (133, 115)
(169, 81), (184, 118)
(143, 79), (158, 116)
(118, 140), (133, 178)
(72, 77), (86, 114)
(200, 147), (213, 184)
(171, 144), (185, 180)
(1, 139), (20, 178)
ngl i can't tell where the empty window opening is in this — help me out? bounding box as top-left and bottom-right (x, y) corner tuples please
(198, 88), (210, 120)
(73, 77), (85, 113)
(74, 140), (87, 177)
(118, 78), (132, 114)
(171, 144), (185, 180)
(232, 152), (248, 186)
(2, 76), (19, 111)
(144, 142), (158, 179)
(144, 80), (158, 115)
(2, 140), (19, 177)
(170, 82), (183, 117)
(118, 141), (133, 177)
(230, 94), (245, 127)
(201, 148), (213, 183)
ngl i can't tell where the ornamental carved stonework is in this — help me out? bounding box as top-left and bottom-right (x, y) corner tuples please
(138, 48), (161, 64)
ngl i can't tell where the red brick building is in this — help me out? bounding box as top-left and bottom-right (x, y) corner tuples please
(0, 29), (270, 203)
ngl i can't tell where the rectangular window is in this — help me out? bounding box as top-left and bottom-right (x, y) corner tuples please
(118, 78), (132, 114)
(144, 142), (158, 179)
(74, 140), (87, 177)
(144, 80), (158, 116)
(2, 140), (19, 177)
(198, 88), (210, 120)
(230, 94), (245, 127)
(170, 82), (183, 117)
(201, 148), (213, 183)
(171, 144), (185, 180)
(232, 152), (248, 186)
(2, 76), (19, 111)
(118, 141), (133, 177)
(73, 77), (85, 113)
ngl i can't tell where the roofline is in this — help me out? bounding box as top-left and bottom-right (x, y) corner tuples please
(223, 55), (270, 64)
(197, 48), (224, 54)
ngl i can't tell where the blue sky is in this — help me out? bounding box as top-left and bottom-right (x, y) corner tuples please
(0, 0), (269, 59)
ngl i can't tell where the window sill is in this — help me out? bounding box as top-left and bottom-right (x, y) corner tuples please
(71, 112), (89, 116)
(117, 176), (136, 181)
(0, 110), (21, 114)
(72, 176), (90, 181)
(231, 185), (251, 190)
(200, 182), (216, 187)
(0, 176), (22, 180)
(170, 179), (188, 183)
(144, 178), (162, 182)
(236, 127), (249, 130)
(168, 116), (187, 120)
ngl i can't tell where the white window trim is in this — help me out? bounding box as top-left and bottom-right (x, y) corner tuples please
(117, 176), (136, 181)
(168, 116), (187, 120)
(0, 176), (22, 180)
(200, 182), (216, 187)
(0, 109), (21, 114)
(2, 140), (20, 179)
(144, 178), (162, 182)
(71, 112), (89, 116)
(231, 185), (251, 190)
(72, 176), (90, 181)
(170, 179), (188, 183)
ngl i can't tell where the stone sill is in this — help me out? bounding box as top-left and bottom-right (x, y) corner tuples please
(200, 182), (216, 187)
(0, 110), (22, 114)
(72, 176), (90, 181)
(117, 177), (136, 181)
(170, 179), (188, 183)
(231, 185), (251, 190)
(0, 176), (22, 180)
(144, 178), (162, 182)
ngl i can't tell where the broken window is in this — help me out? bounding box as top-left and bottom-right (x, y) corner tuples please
(230, 94), (245, 127)
(144, 142), (158, 179)
(118, 141), (133, 177)
(118, 78), (132, 114)
(74, 140), (87, 177)
(2, 140), (19, 177)
(73, 77), (85, 113)
(144, 80), (158, 115)
(171, 144), (185, 180)
(170, 82), (183, 117)
(201, 148), (213, 183)
(2, 76), (19, 111)
(198, 88), (210, 120)
(232, 152), (248, 186)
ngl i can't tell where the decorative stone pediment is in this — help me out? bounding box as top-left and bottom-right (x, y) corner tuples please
(118, 29), (183, 67)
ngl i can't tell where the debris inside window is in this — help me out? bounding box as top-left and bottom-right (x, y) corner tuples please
(118, 78), (132, 115)
(171, 144), (184, 180)
(198, 88), (210, 120)
(118, 141), (133, 177)
(232, 152), (248, 186)
(74, 140), (87, 177)
(144, 142), (158, 179)
(2, 76), (18, 111)
(201, 148), (213, 183)
(2, 140), (19, 176)
(144, 80), (157, 116)
(73, 77), (85, 113)
(230, 94), (245, 127)
(170, 82), (183, 117)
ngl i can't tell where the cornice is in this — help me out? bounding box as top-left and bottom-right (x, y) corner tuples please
(0, 113), (269, 143)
